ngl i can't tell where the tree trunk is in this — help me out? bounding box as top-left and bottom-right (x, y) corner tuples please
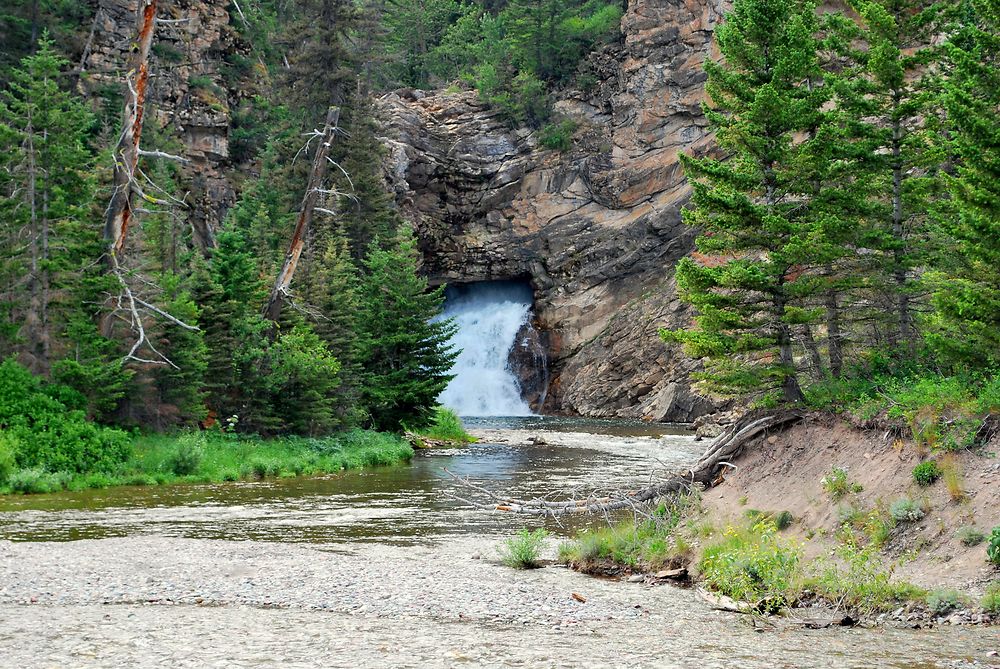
(774, 292), (805, 403)
(29, 0), (40, 49)
(825, 280), (843, 379)
(800, 324), (824, 380)
(263, 106), (341, 324)
(103, 0), (157, 263)
(890, 106), (912, 350)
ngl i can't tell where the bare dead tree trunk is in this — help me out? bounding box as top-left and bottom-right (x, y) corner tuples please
(103, 0), (157, 264)
(97, 0), (198, 368)
(263, 106), (341, 324)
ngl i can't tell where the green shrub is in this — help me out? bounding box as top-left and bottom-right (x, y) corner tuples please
(956, 526), (985, 547)
(810, 538), (922, 615)
(249, 457), (281, 479)
(413, 407), (475, 443)
(775, 510), (794, 531)
(889, 497), (924, 523)
(912, 460), (942, 487)
(169, 435), (204, 476)
(498, 528), (548, 569)
(988, 527), (1000, 566)
(0, 359), (131, 474)
(863, 510), (895, 547)
(699, 521), (801, 610)
(0, 434), (16, 484)
(981, 582), (1000, 614)
(926, 588), (967, 615)
(8, 467), (67, 494)
(821, 467), (861, 499)
(538, 120), (578, 151)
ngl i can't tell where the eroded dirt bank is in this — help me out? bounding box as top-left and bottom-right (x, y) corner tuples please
(700, 417), (1000, 596)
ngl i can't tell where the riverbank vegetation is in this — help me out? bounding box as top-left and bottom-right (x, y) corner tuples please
(661, 0), (999, 445)
(0, 430), (412, 495)
(409, 407), (477, 445)
(557, 496), (983, 619)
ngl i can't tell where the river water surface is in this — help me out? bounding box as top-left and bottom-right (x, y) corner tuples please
(0, 421), (997, 668)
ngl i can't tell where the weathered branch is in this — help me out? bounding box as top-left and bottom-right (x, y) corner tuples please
(138, 148), (190, 163)
(263, 106), (341, 324)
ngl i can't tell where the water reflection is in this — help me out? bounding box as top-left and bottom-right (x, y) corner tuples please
(0, 432), (702, 544)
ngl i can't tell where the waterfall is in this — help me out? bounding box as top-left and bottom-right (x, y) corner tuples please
(437, 282), (536, 417)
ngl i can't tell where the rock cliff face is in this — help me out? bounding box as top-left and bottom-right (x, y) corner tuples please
(377, 0), (725, 421)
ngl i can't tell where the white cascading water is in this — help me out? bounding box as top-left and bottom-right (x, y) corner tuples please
(437, 282), (535, 417)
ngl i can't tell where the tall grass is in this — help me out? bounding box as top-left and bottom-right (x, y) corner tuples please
(805, 371), (999, 451)
(558, 496), (698, 570)
(0, 430), (413, 495)
(410, 406), (476, 444)
(498, 528), (549, 569)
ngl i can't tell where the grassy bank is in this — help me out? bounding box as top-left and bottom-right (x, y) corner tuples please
(0, 430), (413, 495)
(802, 369), (999, 451)
(559, 489), (1000, 619)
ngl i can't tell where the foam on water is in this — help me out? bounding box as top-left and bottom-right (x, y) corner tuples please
(437, 282), (535, 417)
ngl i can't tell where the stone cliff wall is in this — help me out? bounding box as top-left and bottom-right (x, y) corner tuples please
(377, 0), (725, 421)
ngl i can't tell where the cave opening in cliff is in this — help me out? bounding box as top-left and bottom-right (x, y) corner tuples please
(436, 280), (549, 417)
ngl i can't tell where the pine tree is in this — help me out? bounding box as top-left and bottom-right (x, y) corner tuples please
(151, 272), (209, 427)
(662, 0), (829, 403)
(298, 223), (364, 428)
(337, 100), (406, 259)
(845, 0), (946, 350)
(356, 226), (457, 430)
(0, 37), (97, 374)
(926, 0), (1000, 367)
(280, 0), (358, 115)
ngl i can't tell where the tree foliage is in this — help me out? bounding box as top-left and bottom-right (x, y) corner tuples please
(667, 0), (1000, 405)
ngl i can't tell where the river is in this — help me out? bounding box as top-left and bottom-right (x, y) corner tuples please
(0, 422), (996, 668)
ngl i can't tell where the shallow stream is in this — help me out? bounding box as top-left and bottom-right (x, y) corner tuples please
(0, 420), (997, 668)
(0, 421), (696, 544)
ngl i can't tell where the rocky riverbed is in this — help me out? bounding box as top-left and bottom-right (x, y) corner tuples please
(1, 535), (999, 669)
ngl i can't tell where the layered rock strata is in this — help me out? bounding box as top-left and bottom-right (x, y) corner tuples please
(377, 0), (725, 421)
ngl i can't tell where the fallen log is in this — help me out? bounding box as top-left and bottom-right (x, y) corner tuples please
(445, 410), (803, 516)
